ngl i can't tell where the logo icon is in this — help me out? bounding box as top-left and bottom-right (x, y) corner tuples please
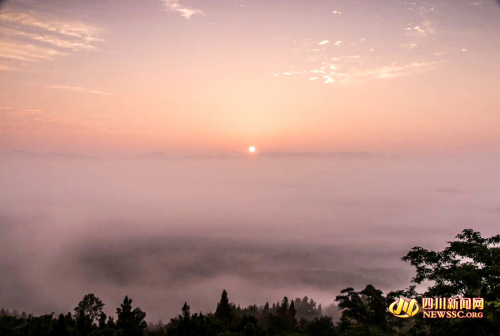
(389, 298), (420, 318)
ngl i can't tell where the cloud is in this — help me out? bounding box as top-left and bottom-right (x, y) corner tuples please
(46, 85), (110, 95)
(0, 107), (64, 128)
(402, 20), (436, 49)
(332, 10), (341, 15)
(430, 187), (466, 194)
(0, 11), (103, 41)
(362, 61), (437, 79)
(162, 0), (205, 19)
(277, 59), (437, 85)
(0, 11), (103, 69)
(422, 20), (436, 34)
(3, 108), (44, 116)
(318, 40), (330, 45)
(2, 28), (97, 51)
(0, 41), (70, 62)
(323, 76), (334, 84)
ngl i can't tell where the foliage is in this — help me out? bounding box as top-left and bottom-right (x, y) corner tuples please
(399, 229), (500, 335)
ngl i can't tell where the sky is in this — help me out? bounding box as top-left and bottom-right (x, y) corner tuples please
(1, 0), (500, 156)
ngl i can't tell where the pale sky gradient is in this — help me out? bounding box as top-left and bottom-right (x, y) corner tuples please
(1, 0), (500, 156)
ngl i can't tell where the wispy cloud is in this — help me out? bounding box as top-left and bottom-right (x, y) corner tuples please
(402, 20), (436, 49)
(0, 11), (104, 69)
(364, 61), (437, 79)
(318, 40), (330, 45)
(0, 106), (62, 127)
(161, 0), (205, 19)
(46, 85), (111, 95)
(275, 58), (437, 85)
(1, 107), (44, 116)
(323, 76), (335, 84)
(2, 28), (98, 51)
(0, 41), (69, 62)
(0, 11), (103, 42)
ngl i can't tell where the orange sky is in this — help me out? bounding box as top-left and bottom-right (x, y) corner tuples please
(1, 0), (500, 156)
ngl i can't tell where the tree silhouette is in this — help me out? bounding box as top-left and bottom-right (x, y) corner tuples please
(116, 296), (147, 336)
(277, 297), (289, 317)
(244, 322), (256, 336)
(288, 300), (296, 321)
(215, 289), (233, 325)
(259, 302), (270, 325)
(181, 302), (190, 320)
(335, 284), (389, 334)
(400, 229), (500, 335)
(74, 293), (104, 325)
(304, 316), (335, 336)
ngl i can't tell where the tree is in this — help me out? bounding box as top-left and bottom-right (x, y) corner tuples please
(53, 314), (70, 336)
(335, 287), (367, 324)
(181, 302), (190, 320)
(402, 229), (500, 299)
(244, 322), (256, 336)
(288, 300), (296, 320)
(74, 293), (104, 325)
(335, 285), (389, 334)
(276, 297), (289, 317)
(304, 316), (335, 336)
(215, 290), (233, 325)
(75, 307), (92, 335)
(259, 302), (270, 325)
(98, 312), (107, 330)
(116, 296), (147, 336)
(294, 296), (321, 319)
(401, 229), (500, 335)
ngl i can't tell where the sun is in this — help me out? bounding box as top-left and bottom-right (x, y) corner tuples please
(249, 146), (256, 153)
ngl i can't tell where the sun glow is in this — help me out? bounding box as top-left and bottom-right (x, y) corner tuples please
(249, 146), (256, 153)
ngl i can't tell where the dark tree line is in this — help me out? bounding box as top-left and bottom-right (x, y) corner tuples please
(1, 229), (499, 336)
(0, 294), (146, 336)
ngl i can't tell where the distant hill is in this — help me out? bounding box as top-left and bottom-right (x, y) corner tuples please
(2, 151), (100, 160)
(131, 152), (169, 160)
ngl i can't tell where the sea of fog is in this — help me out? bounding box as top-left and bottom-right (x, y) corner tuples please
(0, 153), (499, 321)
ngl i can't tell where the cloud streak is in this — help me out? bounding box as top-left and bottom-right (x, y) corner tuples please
(0, 10), (104, 69)
(0, 41), (70, 62)
(0, 12), (103, 41)
(162, 0), (205, 19)
(46, 85), (111, 95)
(2, 28), (98, 51)
(276, 59), (437, 85)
